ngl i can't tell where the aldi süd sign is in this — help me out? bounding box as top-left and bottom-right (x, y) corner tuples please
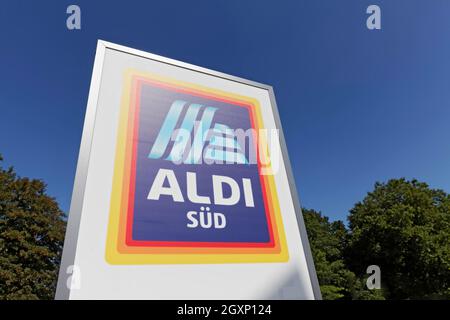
(56, 41), (321, 299)
(106, 70), (288, 264)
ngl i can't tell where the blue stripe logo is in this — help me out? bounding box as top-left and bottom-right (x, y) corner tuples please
(148, 100), (248, 164)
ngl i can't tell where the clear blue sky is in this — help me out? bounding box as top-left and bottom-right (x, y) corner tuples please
(1, 1), (449, 222)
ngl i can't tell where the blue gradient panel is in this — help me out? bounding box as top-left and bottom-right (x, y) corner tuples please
(132, 82), (270, 243)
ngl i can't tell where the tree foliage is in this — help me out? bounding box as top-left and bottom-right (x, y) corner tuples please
(302, 208), (354, 299)
(303, 208), (383, 299)
(346, 178), (450, 299)
(0, 155), (66, 299)
(304, 178), (449, 300)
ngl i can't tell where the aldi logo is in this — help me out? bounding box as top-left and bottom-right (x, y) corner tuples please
(148, 100), (248, 164)
(106, 69), (288, 264)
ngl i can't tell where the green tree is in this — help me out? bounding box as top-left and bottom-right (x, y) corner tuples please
(346, 178), (450, 299)
(302, 208), (356, 299)
(0, 155), (66, 299)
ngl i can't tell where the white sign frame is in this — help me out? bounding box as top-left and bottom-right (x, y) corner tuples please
(55, 40), (321, 300)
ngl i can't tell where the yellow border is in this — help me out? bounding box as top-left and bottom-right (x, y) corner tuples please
(105, 69), (288, 264)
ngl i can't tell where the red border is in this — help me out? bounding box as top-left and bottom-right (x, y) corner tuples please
(125, 78), (275, 248)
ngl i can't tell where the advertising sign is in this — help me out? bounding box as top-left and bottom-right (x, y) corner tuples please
(56, 40), (321, 299)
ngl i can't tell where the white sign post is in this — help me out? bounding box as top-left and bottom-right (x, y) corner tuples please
(55, 40), (321, 300)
